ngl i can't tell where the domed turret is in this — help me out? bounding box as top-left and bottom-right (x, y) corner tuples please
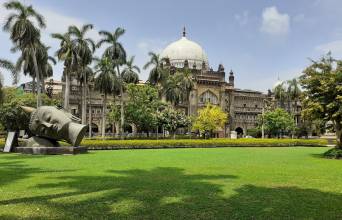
(273, 77), (284, 90)
(160, 27), (209, 70)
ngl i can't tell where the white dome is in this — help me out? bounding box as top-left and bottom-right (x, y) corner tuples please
(273, 79), (284, 90)
(160, 36), (209, 70)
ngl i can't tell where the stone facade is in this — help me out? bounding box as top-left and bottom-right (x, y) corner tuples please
(163, 59), (269, 137)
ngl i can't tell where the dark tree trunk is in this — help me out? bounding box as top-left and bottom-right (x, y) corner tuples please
(32, 50), (42, 107)
(64, 71), (70, 111)
(335, 122), (342, 149)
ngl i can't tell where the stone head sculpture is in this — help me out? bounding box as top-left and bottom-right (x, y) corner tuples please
(21, 106), (87, 147)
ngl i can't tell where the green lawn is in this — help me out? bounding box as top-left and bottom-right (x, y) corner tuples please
(0, 147), (341, 219)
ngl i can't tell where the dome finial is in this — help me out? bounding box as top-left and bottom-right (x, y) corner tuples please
(182, 26), (186, 37)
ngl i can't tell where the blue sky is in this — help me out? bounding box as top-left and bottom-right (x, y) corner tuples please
(1, 0), (342, 91)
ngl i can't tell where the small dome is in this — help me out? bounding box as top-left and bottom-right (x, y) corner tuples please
(273, 78), (284, 90)
(161, 34), (209, 70)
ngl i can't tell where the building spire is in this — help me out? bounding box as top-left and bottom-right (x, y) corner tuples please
(182, 26), (186, 37)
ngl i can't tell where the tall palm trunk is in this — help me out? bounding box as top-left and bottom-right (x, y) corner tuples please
(64, 71), (70, 111)
(32, 76), (36, 94)
(81, 73), (87, 124)
(120, 84), (124, 138)
(32, 50), (42, 107)
(41, 77), (46, 94)
(117, 65), (125, 139)
(101, 93), (107, 139)
(88, 85), (92, 137)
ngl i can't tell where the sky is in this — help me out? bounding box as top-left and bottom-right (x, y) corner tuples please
(1, 0), (342, 92)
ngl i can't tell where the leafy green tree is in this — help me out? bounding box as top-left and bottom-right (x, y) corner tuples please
(156, 106), (191, 139)
(94, 56), (117, 138)
(0, 87), (59, 131)
(192, 103), (228, 138)
(3, 0), (46, 107)
(125, 84), (161, 133)
(97, 27), (127, 136)
(300, 54), (342, 148)
(108, 84), (163, 134)
(261, 108), (295, 137)
(107, 102), (120, 134)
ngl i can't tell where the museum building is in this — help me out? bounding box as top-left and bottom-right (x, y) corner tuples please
(159, 29), (270, 137)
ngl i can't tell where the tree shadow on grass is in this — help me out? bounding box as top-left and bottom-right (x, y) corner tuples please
(0, 167), (341, 219)
(0, 159), (75, 187)
(0, 160), (45, 186)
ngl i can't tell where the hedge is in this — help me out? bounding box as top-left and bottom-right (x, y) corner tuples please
(0, 138), (329, 151)
(81, 138), (328, 150)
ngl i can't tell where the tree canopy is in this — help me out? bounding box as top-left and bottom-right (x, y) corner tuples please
(0, 87), (59, 131)
(124, 84), (162, 132)
(192, 103), (228, 137)
(261, 108), (295, 137)
(300, 53), (342, 148)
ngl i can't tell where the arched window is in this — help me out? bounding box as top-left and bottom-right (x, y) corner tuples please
(199, 90), (218, 104)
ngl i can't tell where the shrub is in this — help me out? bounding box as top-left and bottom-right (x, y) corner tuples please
(0, 138), (328, 151)
(80, 138), (328, 150)
(323, 148), (342, 159)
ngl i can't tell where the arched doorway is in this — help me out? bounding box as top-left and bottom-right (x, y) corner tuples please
(235, 127), (243, 136)
(86, 123), (99, 136)
(105, 124), (113, 133)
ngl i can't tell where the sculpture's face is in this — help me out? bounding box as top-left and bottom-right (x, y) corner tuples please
(23, 105), (87, 146)
(30, 106), (71, 139)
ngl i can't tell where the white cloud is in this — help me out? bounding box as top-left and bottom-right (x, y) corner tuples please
(234, 10), (249, 26)
(315, 40), (342, 58)
(135, 39), (168, 82)
(137, 39), (165, 54)
(260, 6), (290, 35)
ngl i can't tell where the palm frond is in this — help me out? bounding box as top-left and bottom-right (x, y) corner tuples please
(27, 5), (46, 28)
(3, 13), (18, 31)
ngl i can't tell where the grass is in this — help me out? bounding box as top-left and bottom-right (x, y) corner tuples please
(0, 147), (341, 219)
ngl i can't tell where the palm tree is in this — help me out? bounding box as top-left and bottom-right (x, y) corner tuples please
(0, 59), (16, 103)
(0, 59), (17, 85)
(86, 68), (96, 137)
(94, 56), (117, 138)
(287, 78), (301, 124)
(13, 41), (49, 93)
(51, 32), (79, 111)
(97, 27), (126, 136)
(144, 52), (168, 86)
(273, 83), (287, 109)
(3, 0), (46, 107)
(178, 67), (194, 115)
(122, 56), (140, 84)
(38, 46), (56, 92)
(68, 24), (95, 124)
(163, 73), (183, 106)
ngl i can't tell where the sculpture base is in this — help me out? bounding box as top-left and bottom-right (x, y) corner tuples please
(15, 146), (87, 155)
